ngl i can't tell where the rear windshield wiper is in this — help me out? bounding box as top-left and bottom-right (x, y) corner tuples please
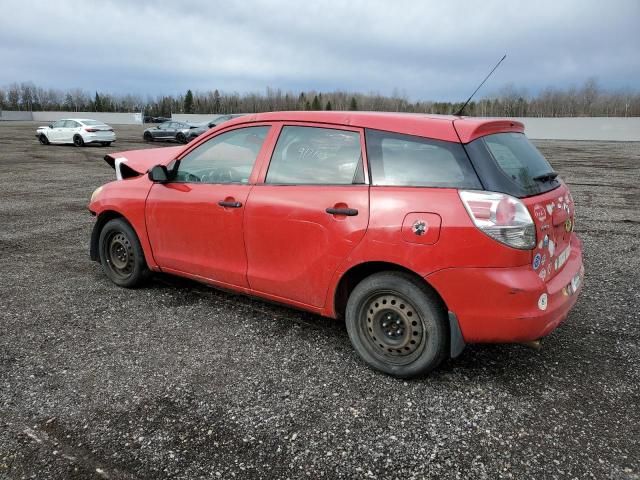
(532, 171), (559, 182)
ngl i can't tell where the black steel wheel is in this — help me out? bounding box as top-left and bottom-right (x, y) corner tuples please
(38, 134), (50, 145)
(346, 271), (447, 378)
(73, 135), (84, 147)
(98, 218), (149, 288)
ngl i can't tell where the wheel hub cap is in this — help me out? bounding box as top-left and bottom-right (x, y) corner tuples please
(107, 233), (133, 275)
(364, 294), (424, 357)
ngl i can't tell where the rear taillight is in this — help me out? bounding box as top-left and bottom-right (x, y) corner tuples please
(459, 190), (536, 250)
(85, 127), (98, 132)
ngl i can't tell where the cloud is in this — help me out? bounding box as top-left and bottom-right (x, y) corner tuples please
(1, 0), (638, 100)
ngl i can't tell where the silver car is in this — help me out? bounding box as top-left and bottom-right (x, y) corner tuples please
(143, 121), (196, 144)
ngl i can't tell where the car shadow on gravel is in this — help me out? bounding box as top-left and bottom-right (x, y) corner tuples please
(137, 271), (564, 387)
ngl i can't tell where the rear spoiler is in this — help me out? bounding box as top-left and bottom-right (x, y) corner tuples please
(453, 119), (525, 143)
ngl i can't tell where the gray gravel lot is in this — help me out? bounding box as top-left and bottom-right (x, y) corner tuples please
(0, 122), (639, 479)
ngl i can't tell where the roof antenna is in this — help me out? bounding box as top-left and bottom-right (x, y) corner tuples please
(454, 54), (507, 116)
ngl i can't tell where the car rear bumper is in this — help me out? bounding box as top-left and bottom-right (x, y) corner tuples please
(82, 132), (116, 143)
(426, 235), (584, 343)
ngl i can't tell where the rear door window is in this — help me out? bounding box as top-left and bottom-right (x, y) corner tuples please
(365, 129), (480, 188)
(266, 126), (364, 185)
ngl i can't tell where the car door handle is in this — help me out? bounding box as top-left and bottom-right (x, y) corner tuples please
(326, 207), (358, 216)
(218, 200), (242, 208)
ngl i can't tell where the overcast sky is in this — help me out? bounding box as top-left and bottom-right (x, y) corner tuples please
(1, 0), (638, 101)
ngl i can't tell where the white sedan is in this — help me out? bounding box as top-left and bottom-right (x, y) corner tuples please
(36, 119), (116, 147)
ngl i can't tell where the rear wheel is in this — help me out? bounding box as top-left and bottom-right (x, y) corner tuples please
(101, 142), (112, 147)
(144, 132), (153, 142)
(345, 271), (448, 378)
(73, 135), (84, 147)
(98, 218), (150, 288)
(38, 134), (49, 145)
(176, 132), (187, 144)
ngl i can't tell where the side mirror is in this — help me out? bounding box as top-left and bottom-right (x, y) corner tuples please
(148, 165), (169, 183)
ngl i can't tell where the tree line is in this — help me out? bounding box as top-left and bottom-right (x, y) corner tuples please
(1, 79), (638, 117)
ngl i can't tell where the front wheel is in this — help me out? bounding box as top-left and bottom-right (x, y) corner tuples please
(98, 218), (150, 288)
(73, 135), (84, 147)
(143, 132), (153, 142)
(345, 272), (448, 378)
(176, 132), (187, 144)
(38, 134), (50, 145)
(101, 142), (112, 147)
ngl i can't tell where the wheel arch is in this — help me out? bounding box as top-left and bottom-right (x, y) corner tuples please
(90, 210), (129, 261)
(332, 261), (466, 358)
(333, 261), (448, 319)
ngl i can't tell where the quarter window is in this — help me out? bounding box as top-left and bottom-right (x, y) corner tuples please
(266, 126), (364, 185)
(365, 129), (481, 188)
(174, 126), (269, 184)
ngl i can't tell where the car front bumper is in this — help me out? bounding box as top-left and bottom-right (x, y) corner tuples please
(426, 234), (584, 343)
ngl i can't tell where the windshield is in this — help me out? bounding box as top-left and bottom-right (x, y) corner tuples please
(466, 132), (559, 197)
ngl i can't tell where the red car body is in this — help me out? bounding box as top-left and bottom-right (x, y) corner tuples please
(89, 111), (583, 368)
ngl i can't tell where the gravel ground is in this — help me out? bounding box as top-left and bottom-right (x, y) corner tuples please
(0, 122), (638, 479)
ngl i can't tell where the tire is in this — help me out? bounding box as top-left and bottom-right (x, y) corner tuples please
(176, 132), (187, 144)
(345, 271), (448, 378)
(144, 132), (153, 142)
(73, 135), (84, 147)
(38, 134), (49, 145)
(98, 218), (150, 288)
(101, 142), (112, 147)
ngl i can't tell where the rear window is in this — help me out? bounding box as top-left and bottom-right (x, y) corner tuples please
(365, 129), (481, 188)
(471, 132), (558, 197)
(81, 120), (102, 126)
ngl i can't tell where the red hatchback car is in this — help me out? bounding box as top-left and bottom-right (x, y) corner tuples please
(89, 111), (584, 377)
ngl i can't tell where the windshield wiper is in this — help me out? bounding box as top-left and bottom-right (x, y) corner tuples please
(533, 171), (559, 182)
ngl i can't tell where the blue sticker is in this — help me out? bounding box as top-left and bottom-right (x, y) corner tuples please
(533, 253), (542, 270)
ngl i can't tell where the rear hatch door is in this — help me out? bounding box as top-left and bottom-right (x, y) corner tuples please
(521, 183), (575, 282)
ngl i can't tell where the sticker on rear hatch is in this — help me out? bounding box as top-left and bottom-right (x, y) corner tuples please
(555, 245), (571, 271)
(534, 204), (547, 222)
(533, 253), (542, 270)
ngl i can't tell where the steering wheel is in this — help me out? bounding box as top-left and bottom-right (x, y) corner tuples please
(206, 168), (235, 183)
(183, 172), (201, 183)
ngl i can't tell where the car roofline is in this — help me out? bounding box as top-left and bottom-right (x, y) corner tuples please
(208, 111), (524, 144)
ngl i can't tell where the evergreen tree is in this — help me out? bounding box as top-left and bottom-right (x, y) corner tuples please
(311, 95), (321, 110)
(325, 100), (332, 111)
(304, 100), (311, 110)
(94, 92), (103, 112)
(213, 89), (221, 114)
(349, 96), (358, 111)
(184, 89), (194, 113)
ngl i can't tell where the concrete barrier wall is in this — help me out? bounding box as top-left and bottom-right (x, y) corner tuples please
(2, 110), (639, 139)
(0, 110), (33, 121)
(30, 111), (142, 125)
(171, 114), (244, 123)
(174, 114), (640, 141)
(514, 117), (640, 141)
